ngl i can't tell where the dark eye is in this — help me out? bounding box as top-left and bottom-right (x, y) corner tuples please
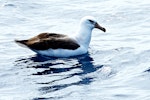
(89, 20), (95, 23)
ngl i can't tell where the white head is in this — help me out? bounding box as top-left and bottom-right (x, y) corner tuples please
(76, 16), (106, 49)
(80, 16), (106, 32)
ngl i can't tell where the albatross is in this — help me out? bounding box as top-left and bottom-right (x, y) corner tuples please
(15, 16), (106, 57)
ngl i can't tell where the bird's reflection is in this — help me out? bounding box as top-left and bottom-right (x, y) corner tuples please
(15, 53), (103, 99)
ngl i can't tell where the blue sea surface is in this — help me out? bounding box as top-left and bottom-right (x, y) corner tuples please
(0, 0), (150, 100)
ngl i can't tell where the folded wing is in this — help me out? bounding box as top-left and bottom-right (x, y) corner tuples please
(15, 33), (80, 50)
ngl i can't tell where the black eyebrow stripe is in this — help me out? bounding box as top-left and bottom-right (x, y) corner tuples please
(89, 19), (94, 23)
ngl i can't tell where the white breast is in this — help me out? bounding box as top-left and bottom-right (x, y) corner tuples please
(34, 45), (87, 57)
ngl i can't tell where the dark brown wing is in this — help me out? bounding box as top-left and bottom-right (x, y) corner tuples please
(15, 33), (80, 50)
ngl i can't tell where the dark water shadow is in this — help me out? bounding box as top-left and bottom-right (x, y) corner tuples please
(15, 53), (103, 100)
(144, 68), (150, 72)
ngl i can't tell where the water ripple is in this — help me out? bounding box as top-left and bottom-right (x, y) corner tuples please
(15, 53), (105, 99)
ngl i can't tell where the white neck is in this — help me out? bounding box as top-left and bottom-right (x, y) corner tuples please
(75, 24), (93, 49)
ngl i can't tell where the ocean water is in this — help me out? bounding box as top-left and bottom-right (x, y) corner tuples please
(0, 0), (150, 100)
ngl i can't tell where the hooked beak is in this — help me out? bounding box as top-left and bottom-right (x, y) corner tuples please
(95, 22), (106, 32)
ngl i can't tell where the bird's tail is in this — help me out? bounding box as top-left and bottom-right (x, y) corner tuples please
(15, 40), (28, 48)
